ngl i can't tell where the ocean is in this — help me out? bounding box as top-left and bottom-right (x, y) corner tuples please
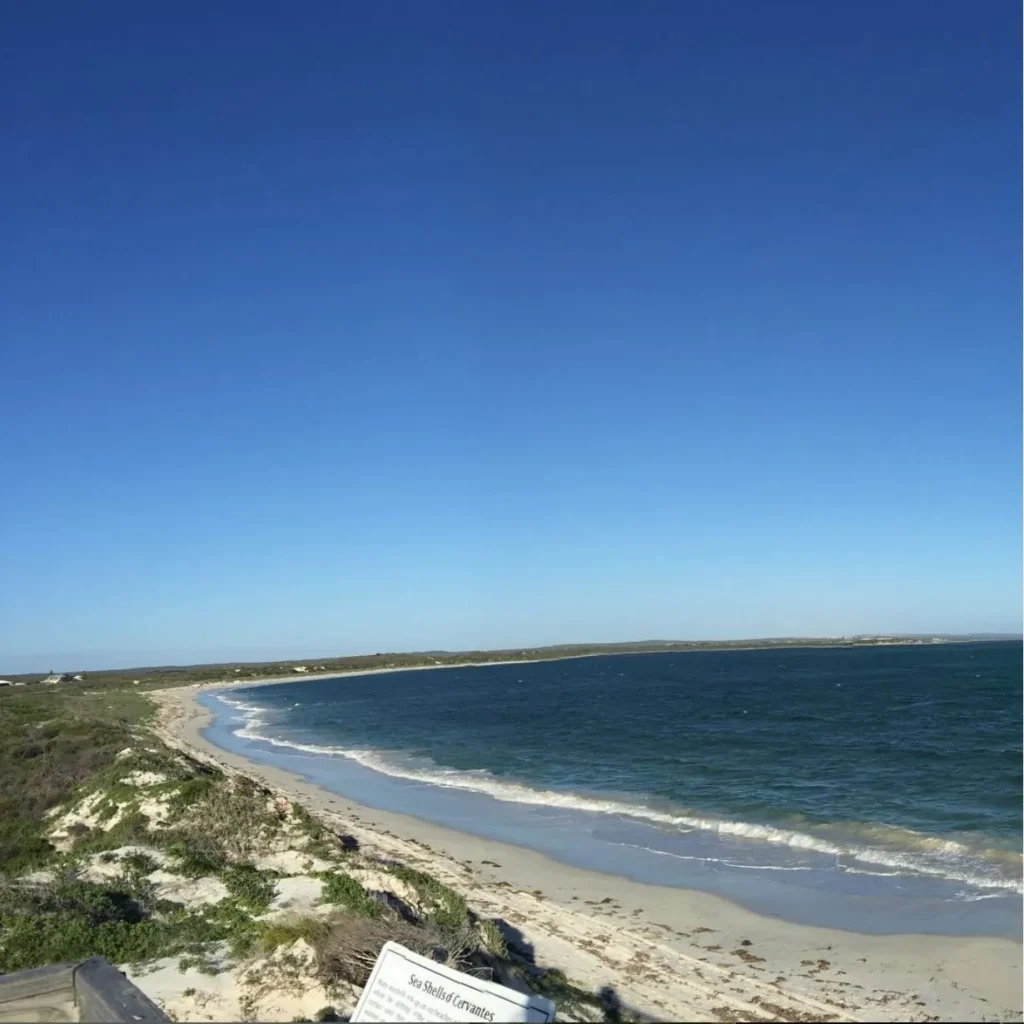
(201, 641), (1023, 938)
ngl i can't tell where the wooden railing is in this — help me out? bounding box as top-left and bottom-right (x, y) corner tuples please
(0, 957), (168, 1023)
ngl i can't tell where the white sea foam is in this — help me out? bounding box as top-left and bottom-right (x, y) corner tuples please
(215, 694), (1024, 896)
(218, 696), (268, 714)
(606, 842), (820, 872)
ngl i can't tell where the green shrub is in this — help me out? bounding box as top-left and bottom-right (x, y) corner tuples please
(0, 818), (53, 875)
(177, 953), (221, 976)
(222, 864), (276, 913)
(95, 800), (119, 822)
(166, 778), (281, 864)
(166, 776), (217, 815)
(166, 842), (226, 878)
(258, 914), (329, 953)
(292, 805), (340, 860)
(319, 872), (379, 917)
(386, 865), (468, 931)
(74, 811), (152, 855)
(204, 899), (263, 958)
(122, 852), (159, 876)
(479, 918), (507, 957)
(0, 878), (225, 972)
(0, 700), (147, 877)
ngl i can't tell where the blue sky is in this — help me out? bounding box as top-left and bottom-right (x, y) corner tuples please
(2, 2), (1020, 671)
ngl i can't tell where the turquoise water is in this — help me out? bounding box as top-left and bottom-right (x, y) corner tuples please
(203, 641), (1022, 937)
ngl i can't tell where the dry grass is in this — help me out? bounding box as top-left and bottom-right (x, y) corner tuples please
(170, 777), (283, 864)
(312, 910), (477, 987)
(258, 914), (331, 954)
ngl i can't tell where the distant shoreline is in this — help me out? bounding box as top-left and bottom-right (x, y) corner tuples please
(197, 638), (1007, 696)
(9, 634), (1020, 684)
(140, 635), (1011, 696)
(177, 654), (580, 697)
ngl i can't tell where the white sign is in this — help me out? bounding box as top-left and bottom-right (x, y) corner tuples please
(351, 941), (556, 1023)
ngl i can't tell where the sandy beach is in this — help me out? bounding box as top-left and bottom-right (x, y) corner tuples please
(146, 678), (1022, 1023)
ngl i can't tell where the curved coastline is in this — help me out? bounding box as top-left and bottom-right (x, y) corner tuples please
(217, 691), (1023, 901)
(199, 685), (1021, 940)
(145, 680), (1023, 1022)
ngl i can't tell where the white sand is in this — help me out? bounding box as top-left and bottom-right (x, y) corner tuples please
(147, 870), (231, 906)
(263, 875), (326, 919)
(147, 682), (1023, 1023)
(122, 770), (169, 786)
(254, 850), (335, 875)
(79, 846), (169, 883)
(48, 792), (125, 851)
(125, 939), (356, 1023)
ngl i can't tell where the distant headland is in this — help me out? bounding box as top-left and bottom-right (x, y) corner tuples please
(4, 634), (1017, 688)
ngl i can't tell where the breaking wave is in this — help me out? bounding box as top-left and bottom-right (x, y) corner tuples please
(215, 692), (1022, 896)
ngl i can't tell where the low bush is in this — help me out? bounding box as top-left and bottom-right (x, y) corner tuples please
(169, 778), (281, 864)
(0, 689), (155, 876)
(0, 879), (222, 972)
(479, 918), (507, 958)
(166, 841), (226, 878)
(386, 864), (468, 931)
(319, 872), (379, 917)
(74, 811), (152, 855)
(122, 852), (159, 876)
(258, 914), (330, 953)
(165, 776), (217, 816)
(313, 910), (474, 987)
(222, 864), (277, 913)
(291, 804), (343, 861)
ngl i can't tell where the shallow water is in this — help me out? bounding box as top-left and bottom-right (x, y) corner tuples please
(200, 642), (1023, 938)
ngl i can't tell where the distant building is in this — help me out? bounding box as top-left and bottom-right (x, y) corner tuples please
(0, 680), (11, 687)
(42, 674), (64, 685)
(293, 666), (308, 673)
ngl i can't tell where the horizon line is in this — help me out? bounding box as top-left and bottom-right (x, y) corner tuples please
(4, 633), (1020, 678)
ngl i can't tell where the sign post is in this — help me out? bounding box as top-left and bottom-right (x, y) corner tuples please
(351, 942), (557, 1023)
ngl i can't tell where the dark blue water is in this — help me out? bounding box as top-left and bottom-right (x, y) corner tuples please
(204, 642), (1023, 937)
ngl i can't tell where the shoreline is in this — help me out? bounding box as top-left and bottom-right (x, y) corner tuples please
(182, 654), (602, 693)
(185, 658), (1024, 921)
(147, 683), (1023, 1022)
(146, 637), (985, 688)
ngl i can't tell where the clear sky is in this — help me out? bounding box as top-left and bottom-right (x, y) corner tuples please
(2, 2), (1020, 672)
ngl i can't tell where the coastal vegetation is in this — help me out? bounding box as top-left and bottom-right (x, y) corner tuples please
(0, 678), (633, 1021)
